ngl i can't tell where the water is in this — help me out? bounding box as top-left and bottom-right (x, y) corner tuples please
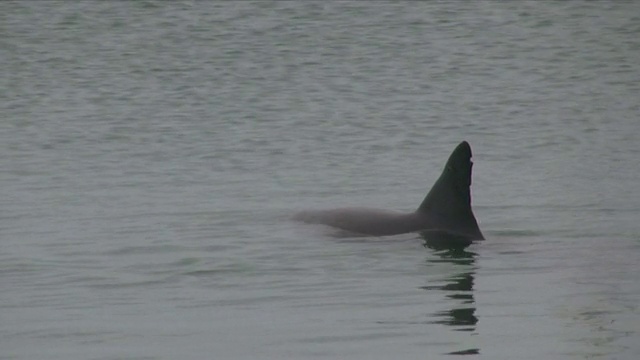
(2, 1), (639, 359)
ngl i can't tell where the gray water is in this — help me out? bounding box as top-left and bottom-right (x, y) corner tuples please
(2, 1), (639, 359)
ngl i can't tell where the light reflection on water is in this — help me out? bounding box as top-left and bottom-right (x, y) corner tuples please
(424, 246), (479, 355)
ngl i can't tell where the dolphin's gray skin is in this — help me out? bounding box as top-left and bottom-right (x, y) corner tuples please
(293, 141), (484, 242)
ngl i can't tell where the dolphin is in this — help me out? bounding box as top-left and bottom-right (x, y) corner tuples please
(293, 141), (484, 243)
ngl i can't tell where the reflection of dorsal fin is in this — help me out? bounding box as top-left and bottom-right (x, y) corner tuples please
(417, 141), (484, 240)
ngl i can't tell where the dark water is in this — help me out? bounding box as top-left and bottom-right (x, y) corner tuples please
(2, 2), (639, 359)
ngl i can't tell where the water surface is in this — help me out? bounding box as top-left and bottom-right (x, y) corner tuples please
(2, 2), (639, 359)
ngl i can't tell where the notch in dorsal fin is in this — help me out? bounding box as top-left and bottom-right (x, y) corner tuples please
(417, 141), (484, 240)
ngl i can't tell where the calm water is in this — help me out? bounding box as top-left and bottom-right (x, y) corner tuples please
(2, 1), (639, 359)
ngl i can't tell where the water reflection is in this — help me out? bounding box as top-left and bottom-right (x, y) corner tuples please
(422, 239), (479, 355)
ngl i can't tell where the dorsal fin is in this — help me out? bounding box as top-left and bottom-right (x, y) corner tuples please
(417, 141), (484, 240)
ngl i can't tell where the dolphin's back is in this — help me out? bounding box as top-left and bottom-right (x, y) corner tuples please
(293, 141), (484, 241)
(293, 208), (427, 236)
